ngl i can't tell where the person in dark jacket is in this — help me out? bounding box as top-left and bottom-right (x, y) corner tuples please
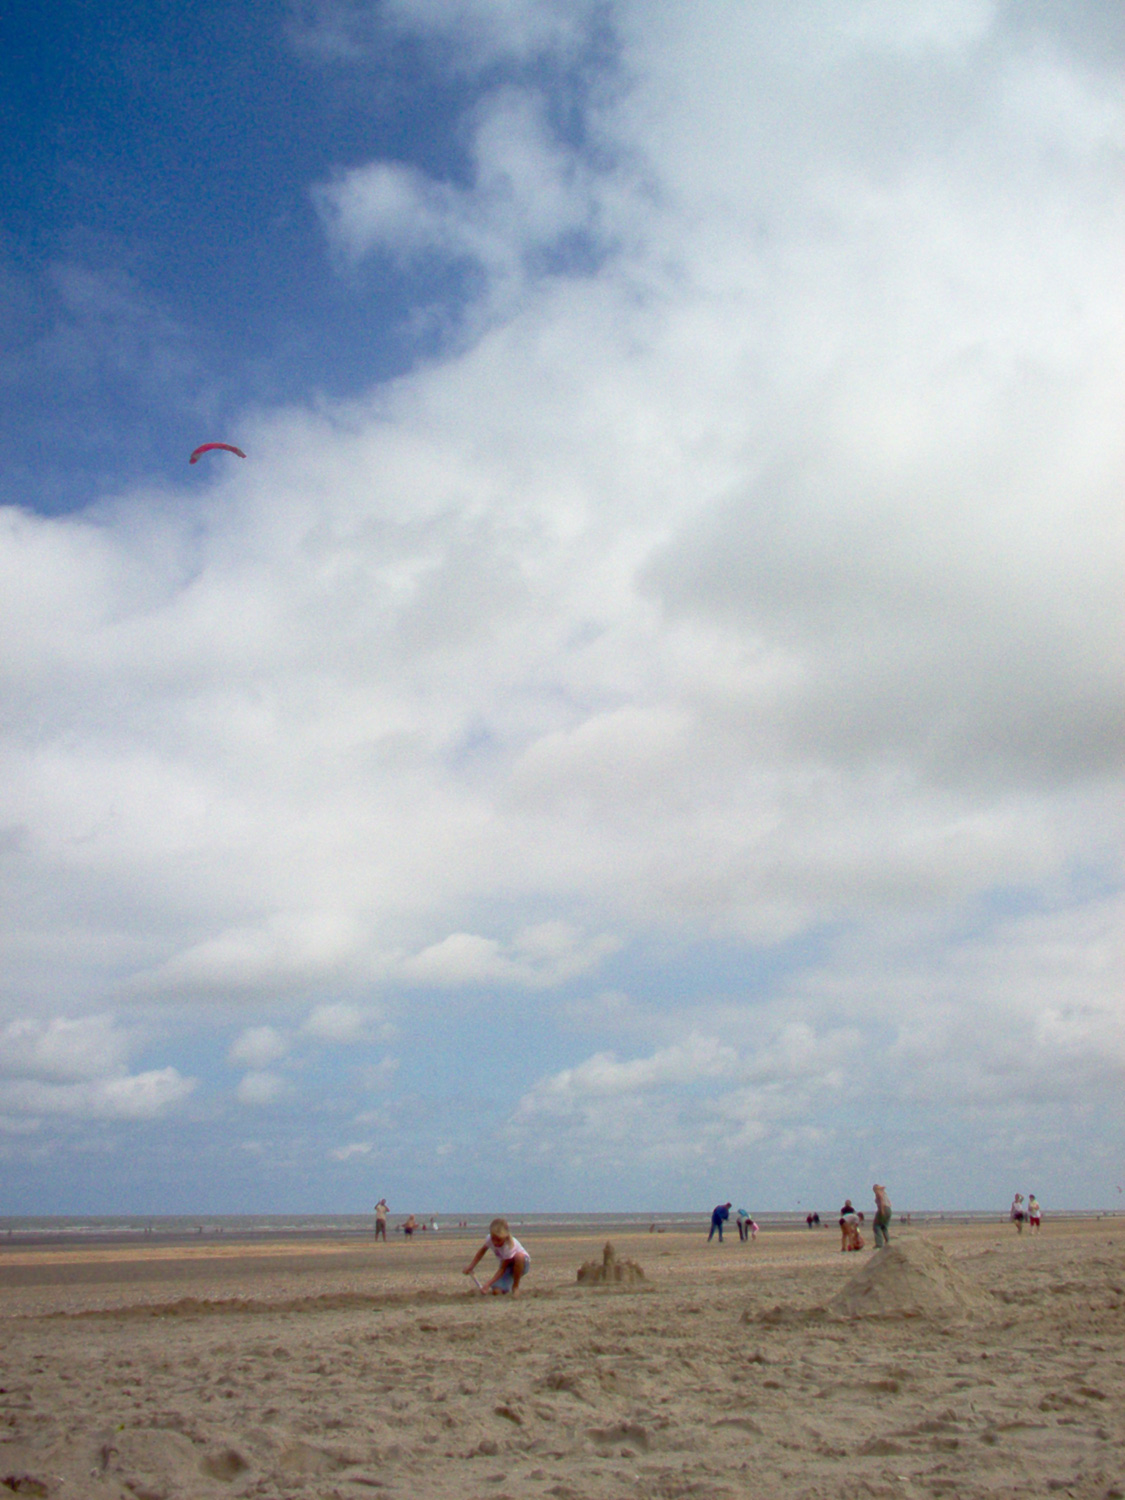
(708, 1202), (732, 1242)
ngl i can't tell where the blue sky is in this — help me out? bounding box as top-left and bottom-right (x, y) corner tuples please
(1, 0), (1122, 1216)
(1, 0), (484, 512)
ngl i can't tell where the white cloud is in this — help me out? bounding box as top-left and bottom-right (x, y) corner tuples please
(0, 1015), (196, 1128)
(303, 1002), (371, 1043)
(509, 1023), (858, 1163)
(92, 1069), (197, 1119)
(228, 1025), (289, 1069)
(357, 1054), (399, 1088)
(315, 88), (601, 298)
(875, 893), (1125, 1106)
(139, 912), (368, 996)
(834, 0), (996, 55)
(518, 1033), (740, 1114)
(0, 1015), (131, 1083)
(0, 1), (1121, 1201)
(398, 923), (620, 989)
(506, 889), (1124, 1188)
(236, 1070), (290, 1107)
(330, 1140), (374, 1160)
(3, 1069), (195, 1122)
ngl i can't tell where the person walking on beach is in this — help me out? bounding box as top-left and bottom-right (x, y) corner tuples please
(1027, 1194), (1041, 1233)
(374, 1199), (388, 1241)
(873, 1184), (892, 1249)
(708, 1203), (732, 1242)
(464, 1218), (530, 1294)
(1010, 1193), (1025, 1233)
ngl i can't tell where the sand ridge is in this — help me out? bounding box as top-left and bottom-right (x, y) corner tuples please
(0, 1239), (377, 1269)
(1, 1219), (1123, 1499)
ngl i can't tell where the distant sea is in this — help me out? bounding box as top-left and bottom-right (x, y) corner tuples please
(1, 1209), (1114, 1246)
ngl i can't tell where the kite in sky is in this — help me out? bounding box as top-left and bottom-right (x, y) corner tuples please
(189, 443), (246, 464)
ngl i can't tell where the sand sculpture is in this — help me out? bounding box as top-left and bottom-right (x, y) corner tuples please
(576, 1241), (645, 1285)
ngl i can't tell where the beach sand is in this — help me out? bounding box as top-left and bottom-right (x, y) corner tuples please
(1, 1218), (1122, 1499)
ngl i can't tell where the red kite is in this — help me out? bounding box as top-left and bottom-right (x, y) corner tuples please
(189, 443), (246, 464)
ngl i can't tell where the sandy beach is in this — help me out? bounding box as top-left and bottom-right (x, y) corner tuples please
(1, 1217), (1122, 1499)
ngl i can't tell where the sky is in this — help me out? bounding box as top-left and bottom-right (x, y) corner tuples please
(1, 0), (1122, 1217)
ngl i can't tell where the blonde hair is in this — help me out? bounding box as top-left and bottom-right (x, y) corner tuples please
(489, 1217), (510, 1241)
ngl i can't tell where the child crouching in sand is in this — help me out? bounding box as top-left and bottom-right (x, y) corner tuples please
(464, 1218), (530, 1295)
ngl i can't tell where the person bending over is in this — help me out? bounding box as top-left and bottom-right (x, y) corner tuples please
(465, 1218), (530, 1295)
(708, 1203), (732, 1242)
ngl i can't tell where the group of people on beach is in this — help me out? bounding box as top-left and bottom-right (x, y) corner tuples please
(366, 1181), (1043, 1302)
(708, 1185), (892, 1252)
(372, 1201), (447, 1240)
(1010, 1193), (1042, 1233)
(837, 1185), (892, 1251)
(707, 1204), (760, 1242)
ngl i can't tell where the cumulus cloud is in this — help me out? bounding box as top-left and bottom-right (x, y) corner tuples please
(0, 1016), (195, 1128)
(357, 1054), (399, 1088)
(518, 1033), (739, 1112)
(0, 1015), (132, 1083)
(876, 892), (1125, 1106)
(506, 889), (1123, 1191)
(236, 1070), (290, 1107)
(510, 1024), (857, 1167)
(3, 1069), (195, 1122)
(0, 0), (1121, 1201)
(329, 1140), (374, 1160)
(303, 1002), (372, 1042)
(398, 923), (620, 989)
(141, 912), (368, 997)
(228, 1025), (289, 1069)
(314, 87), (604, 313)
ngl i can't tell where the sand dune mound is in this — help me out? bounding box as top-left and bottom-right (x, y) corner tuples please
(577, 1242), (645, 1286)
(829, 1238), (982, 1320)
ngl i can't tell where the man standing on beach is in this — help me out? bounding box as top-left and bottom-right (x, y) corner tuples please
(708, 1203), (732, 1242)
(374, 1199), (388, 1241)
(873, 1184), (891, 1248)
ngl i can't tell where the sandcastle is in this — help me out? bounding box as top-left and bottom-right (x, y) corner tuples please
(577, 1241), (645, 1286)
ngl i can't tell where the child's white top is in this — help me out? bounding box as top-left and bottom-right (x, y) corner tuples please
(491, 1234), (527, 1263)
